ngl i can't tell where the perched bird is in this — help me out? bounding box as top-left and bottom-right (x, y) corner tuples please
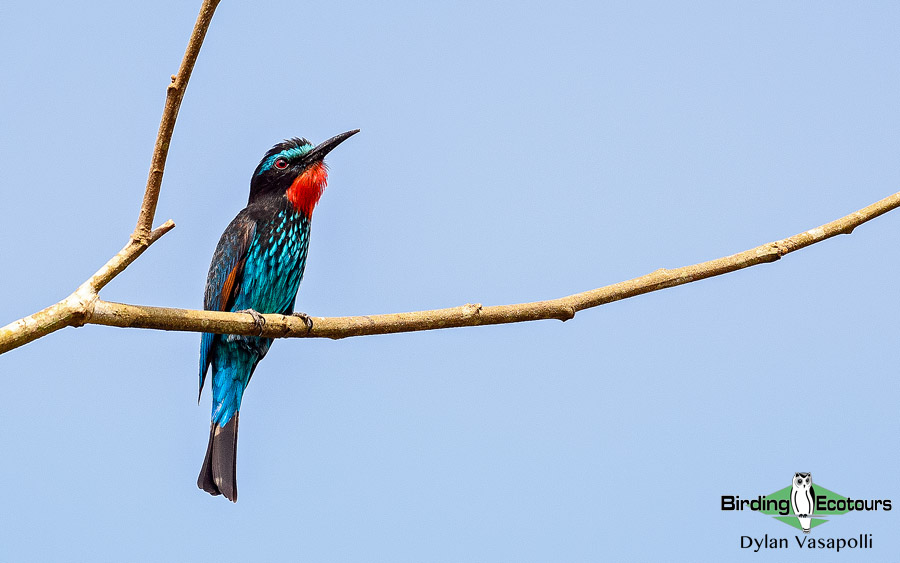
(197, 130), (359, 501)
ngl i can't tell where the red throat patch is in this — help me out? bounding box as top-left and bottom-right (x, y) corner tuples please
(286, 161), (328, 217)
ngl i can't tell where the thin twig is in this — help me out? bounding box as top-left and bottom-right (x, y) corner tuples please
(73, 190), (899, 342)
(134, 0), (222, 241)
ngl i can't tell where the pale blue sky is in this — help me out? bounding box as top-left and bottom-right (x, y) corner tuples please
(1, 2), (898, 561)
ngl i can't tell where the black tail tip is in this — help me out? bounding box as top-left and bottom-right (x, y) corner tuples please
(197, 413), (239, 502)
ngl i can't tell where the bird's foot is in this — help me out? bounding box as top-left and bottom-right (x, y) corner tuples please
(291, 311), (314, 333)
(237, 309), (266, 336)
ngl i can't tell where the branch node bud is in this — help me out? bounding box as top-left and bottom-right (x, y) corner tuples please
(462, 303), (483, 317)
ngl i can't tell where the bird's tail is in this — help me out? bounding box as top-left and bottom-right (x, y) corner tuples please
(197, 412), (239, 502)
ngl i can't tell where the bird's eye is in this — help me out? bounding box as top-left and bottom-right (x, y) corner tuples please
(274, 158), (289, 170)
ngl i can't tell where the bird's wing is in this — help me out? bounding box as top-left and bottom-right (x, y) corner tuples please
(199, 210), (258, 397)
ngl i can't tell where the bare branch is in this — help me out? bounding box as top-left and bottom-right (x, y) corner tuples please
(0, 0), (897, 359)
(79, 191), (900, 341)
(0, 300), (83, 355)
(134, 0), (222, 241)
(0, 0), (219, 355)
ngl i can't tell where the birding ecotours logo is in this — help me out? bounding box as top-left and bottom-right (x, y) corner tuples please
(721, 472), (892, 532)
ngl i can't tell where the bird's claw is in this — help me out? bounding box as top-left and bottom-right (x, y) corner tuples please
(292, 312), (314, 333)
(238, 309), (266, 336)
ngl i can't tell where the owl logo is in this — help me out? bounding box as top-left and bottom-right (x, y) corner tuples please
(790, 472), (816, 533)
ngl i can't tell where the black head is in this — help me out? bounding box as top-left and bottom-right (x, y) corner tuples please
(248, 130), (359, 204)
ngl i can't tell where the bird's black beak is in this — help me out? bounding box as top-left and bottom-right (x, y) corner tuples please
(305, 129), (360, 163)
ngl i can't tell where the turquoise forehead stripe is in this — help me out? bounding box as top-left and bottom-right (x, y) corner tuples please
(258, 144), (314, 175)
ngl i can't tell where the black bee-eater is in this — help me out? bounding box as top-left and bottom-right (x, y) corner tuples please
(197, 130), (358, 501)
